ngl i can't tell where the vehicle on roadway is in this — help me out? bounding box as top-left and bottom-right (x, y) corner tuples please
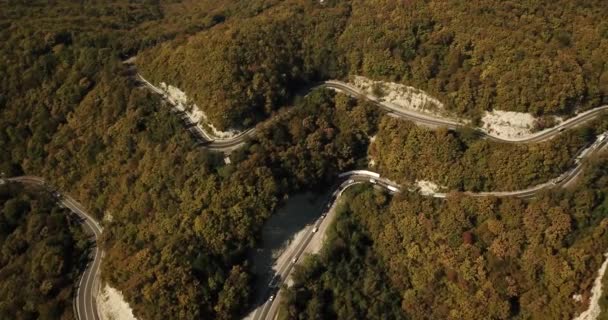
(347, 179), (354, 183)
(268, 276), (278, 287)
(312, 227), (318, 233)
(269, 294), (275, 302)
(369, 178), (377, 184)
(292, 257), (298, 263)
(387, 185), (399, 192)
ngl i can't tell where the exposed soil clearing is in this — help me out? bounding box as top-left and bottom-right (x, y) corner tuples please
(573, 252), (608, 320)
(97, 284), (138, 320)
(158, 82), (240, 139)
(416, 180), (443, 195)
(351, 76), (455, 120)
(481, 110), (563, 139)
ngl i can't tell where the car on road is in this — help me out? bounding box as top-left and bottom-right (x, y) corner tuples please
(268, 276), (278, 287)
(312, 227), (318, 233)
(292, 257), (298, 263)
(369, 178), (377, 184)
(347, 179), (354, 183)
(269, 294), (275, 302)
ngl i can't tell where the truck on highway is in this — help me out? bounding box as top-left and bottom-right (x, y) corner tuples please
(387, 185), (399, 192)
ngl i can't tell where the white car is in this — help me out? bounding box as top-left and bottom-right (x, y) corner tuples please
(269, 294), (275, 302)
(292, 257), (298, 263)
(369, 178), (377, 184)
(312, 227), (318, 233)
(347, 179), (354, 183)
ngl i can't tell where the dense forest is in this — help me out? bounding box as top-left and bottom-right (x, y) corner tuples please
(139, 0), (608, 130)
(1, 5), (382, 313)
(2, 1), (608, 319)
(0, 183), (87, 320)
(284, 153), (608, 319)
(372, 115), (608, 191)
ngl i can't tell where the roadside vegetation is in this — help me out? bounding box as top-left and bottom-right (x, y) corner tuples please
(0, 183), (88, 320)
(372, 115), (608, 191)
(138, 0), (608, 130)
(284, 154), (608, 319)
(0, 5), (381, 313)
(2, 1), (608, 319)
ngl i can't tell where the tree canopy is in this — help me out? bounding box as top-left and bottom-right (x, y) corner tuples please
(0, 184), (87, 320)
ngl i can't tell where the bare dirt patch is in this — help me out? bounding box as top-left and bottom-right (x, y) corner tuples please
(351, 76), (453, 119)
(97, 284), (138, 320)
(573, 252), (608, 320)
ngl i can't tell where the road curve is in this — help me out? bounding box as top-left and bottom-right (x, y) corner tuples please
(322, 81), (608, 144)
(136, 72), (608, 152)
(135, 73), (255, 152)
(256, 134), (608, 320)
(3, 176), (102, 320)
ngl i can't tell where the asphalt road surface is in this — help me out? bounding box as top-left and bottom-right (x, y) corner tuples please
(254, 133), (608, 320)
(137, 72), (608, 152)
(5, 176), (102, 320)
(6, 133), (602, 320)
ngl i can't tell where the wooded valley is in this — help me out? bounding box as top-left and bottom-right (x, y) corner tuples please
(1, 0), (608, 319)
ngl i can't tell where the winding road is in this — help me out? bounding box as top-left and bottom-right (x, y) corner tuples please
(252, 133), (608, 320)
(135, 71), (608, 320)
(136, 73), (608, 152)
(4, 176), (102, 320)
(3, 69), (602, 320)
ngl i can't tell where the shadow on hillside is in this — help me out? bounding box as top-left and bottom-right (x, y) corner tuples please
(247, 191), (331, 313)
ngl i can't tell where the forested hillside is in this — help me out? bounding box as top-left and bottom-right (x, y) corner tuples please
(284, 155), (608, 319)
(139, 0), (608, 130)
(1, 4), (382, 313)
(372, 115), (608, 191)
(137, 1), (350, 130)
(2, 1), (608, 319)
(0, 183), (87, 320)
